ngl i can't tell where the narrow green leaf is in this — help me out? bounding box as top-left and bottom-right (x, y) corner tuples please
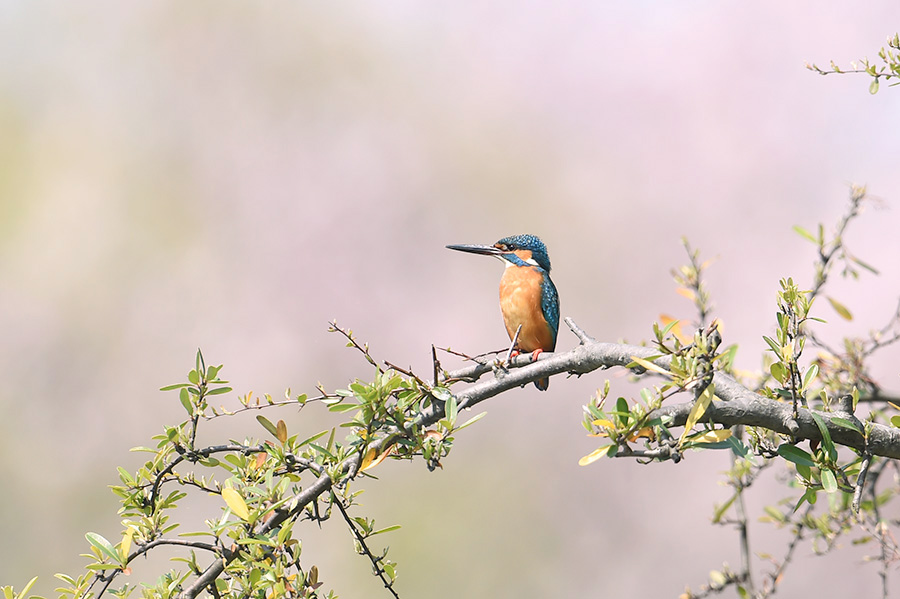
(297, 430), (329, 448)
(850, 255), (879, 275)
(86, 532), (122, 565)
(256, 415), (279, 439)
(659, 318), (680, 338)
(826, 296), (853, 321)
(831, 417), (862, 434)
(159, 383), (191, 391)
(712, 493), (737, 523)
(777, 444), (816, 467)
(370, 525), (402, 536)
(762, 335), (782, 355)
(454, 411), (487, 432)
(206, 387), (232, 396)
(792, 225), (817, 243)
(810, 412), (837, 462)
(15, 577), (38, 599)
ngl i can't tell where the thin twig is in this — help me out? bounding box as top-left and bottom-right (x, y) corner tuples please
(333, 494), (401, 599)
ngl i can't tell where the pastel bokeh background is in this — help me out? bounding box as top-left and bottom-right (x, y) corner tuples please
(2, 2), (899, 596)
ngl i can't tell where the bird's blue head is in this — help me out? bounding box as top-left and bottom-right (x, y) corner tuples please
(494, 234), (551, 271)
(446, 234), (552, 272)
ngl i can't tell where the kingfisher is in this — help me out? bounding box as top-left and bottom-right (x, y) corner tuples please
(446, 234), (560, 390)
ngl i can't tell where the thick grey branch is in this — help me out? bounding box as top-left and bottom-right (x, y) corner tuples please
(443, 319), (900, 460)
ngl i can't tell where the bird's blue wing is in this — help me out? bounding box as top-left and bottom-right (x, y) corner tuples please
(540, 272), (560, 349)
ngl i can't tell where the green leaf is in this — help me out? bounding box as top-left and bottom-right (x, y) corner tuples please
(770, 362), (787, 384)
(659, 318), (680, 338)
(762, 335), (782, 355)
(13, 577), (38, 599)
(179, 388), (193, 415)
(821, 468), (838, 493)
(256, 415), (279, 439)
(86, 532), (122, 566)
(431, 386), (452, 402)
(206, 386), (232, 396)
(159, 383), (191, 391)
(802, 364), (819, 391)
(328, 403), (360, 413)
(445, 394), (458, 424)
(792, 488), (817, 513)
(454, 411), (487, 432)
(831, 417), (862, 434)
(777, 444), (816, 467)
(850, 255), (879, 275)
(810, 412), (837, 462)
(712, 493), (737, 523)
(726, 435), (749, 458)
(370, 525), (402, 536)
(891, 415), (900, 428)
(297, 430), (329, 448)
(792, 225), (817, 243)
(870, 77), (880, 94)
(826, 296), (853, 321)
(615, 397), (630, 427)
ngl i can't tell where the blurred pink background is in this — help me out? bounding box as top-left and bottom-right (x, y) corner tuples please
(2, 2), (899, 597)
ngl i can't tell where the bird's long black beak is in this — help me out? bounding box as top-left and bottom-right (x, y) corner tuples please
(445, 243), (502, 256)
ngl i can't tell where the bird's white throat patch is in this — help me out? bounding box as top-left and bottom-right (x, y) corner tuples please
(500, 256), (539, 268)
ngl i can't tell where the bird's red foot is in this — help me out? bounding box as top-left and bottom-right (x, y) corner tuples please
(530, 349), (544, 361)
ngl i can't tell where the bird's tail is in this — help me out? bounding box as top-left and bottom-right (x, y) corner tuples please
(534, 378), (550, 391)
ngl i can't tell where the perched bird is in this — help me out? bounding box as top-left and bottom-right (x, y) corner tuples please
(446, 234), (560, 390)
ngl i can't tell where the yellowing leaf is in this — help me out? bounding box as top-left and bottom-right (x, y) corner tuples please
(276, 419), (288, 444)
(629, 356), (672, 377)
(361, 444), (395, 472)
(578, 445), (614, 466)
(680, 384), (715, 445)
(676, 287), (697, 301)
(254, 452), (268, 469)
(119, 527), (135, 562)
(222, 487), (251, 522)
(827, 296), (853, 321)
(591, 418), (616, 430)
(627, 426), (656, 442)
(692, 429), (732, 444)
(660, 315), (691, 344)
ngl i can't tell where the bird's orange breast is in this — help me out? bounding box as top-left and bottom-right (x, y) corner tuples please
(498, 265), (555, 353)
